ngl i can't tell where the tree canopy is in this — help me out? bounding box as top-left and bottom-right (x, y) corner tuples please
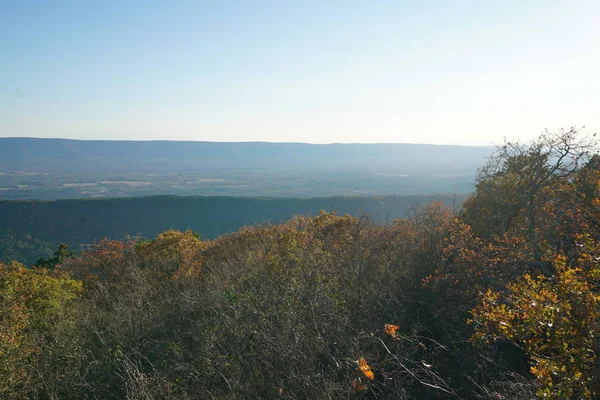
(0, 127), (599, 399)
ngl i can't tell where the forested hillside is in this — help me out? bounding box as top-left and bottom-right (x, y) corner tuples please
(2, 129), (600, 399)
(0, 194), (464, 265)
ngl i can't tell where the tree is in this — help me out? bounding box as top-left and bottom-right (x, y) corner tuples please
(0, 261), (81, 398)
(462, 127), (597, 274)
(35, 243), (74, 270)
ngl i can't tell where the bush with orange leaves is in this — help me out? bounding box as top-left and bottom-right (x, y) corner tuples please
(471, 239), (600, 399)
(2, 128), (598, 400)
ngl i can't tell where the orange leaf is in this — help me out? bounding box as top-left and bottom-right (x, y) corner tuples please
(384, 324), (400, 338)
(359, 357), (375, 380)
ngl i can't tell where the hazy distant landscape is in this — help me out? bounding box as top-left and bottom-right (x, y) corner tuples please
(0, 137), (481, 266)
(4, 0), (599, 397)
(0, 138), (491, 199)
(3, 129), (600, 399)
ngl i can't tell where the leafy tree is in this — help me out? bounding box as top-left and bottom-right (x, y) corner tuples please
(463, 127), (597, 274)
(0, 261), (81, 398)
(35, 242), (74, 270)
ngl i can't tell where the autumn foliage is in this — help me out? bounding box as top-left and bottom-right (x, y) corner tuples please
(0, 127), (598, 399)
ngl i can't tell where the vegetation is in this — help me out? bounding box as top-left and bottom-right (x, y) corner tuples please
(35, 243), (74, 270)
(0, 231), (55, 267)
(0, 194), (465, 266)
(1, 128), (599, 398)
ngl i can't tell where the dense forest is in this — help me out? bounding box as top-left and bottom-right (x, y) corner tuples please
(0, 194), (464, 266)
(2, 128), (600, 399)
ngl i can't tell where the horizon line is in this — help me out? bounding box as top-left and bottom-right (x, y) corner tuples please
(0, 136), (495, 148)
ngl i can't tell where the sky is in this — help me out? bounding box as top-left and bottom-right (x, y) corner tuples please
(1, 1), (599, 145)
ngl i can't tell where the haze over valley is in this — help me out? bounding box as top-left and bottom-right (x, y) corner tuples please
(2, 1), (599, 398)
(0, 137), (491, 199)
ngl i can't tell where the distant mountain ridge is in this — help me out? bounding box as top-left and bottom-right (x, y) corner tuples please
(0, 137), (491, 167)
(0, 138), (492, 199)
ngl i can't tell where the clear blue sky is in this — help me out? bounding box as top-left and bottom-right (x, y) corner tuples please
(1, 0), (598, 145)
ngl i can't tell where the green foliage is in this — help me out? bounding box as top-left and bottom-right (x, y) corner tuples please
(0, 128), (597, 399)
(0, 194), (466, 266)
(35, 243), (74, 269)
(0, 261), (81, 398)
(0, 230), (54, 266)
(471, 250), (600, 399)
